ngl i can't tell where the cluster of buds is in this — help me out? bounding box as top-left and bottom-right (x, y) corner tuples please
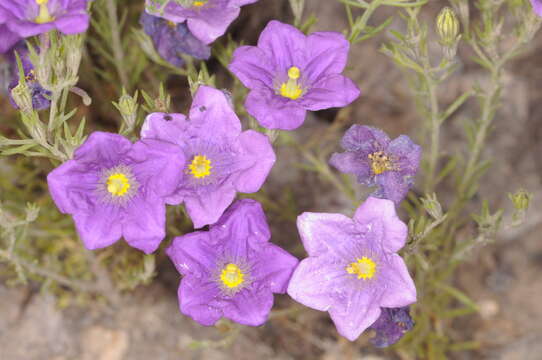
(436, 7), (461, 60)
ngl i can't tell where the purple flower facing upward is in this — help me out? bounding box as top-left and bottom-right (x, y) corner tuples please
(369, 306), (414, 348)
(167, 199), (299, 326)
(228, 20), (360, 130)
(287, 197), (417, 341)
(531, 0), (542, 16)
(145, 0), (258, 45)
(47, 132), (185, 254)
(0, 0), (90, 38)
(330, 125), (421, 204)
(6, 42), (51, 110)
(140, 12), (210, 68)
(141, 85), (276, 228)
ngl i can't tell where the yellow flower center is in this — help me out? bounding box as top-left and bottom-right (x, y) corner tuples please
(220, 263), (244, 289)
(35, 0), (54, 24)
(166, 20), (177, 28)
(106, 173), (131, 197)
(279, 66), (303, 100)
(188, 155), (212, 179)
(368, 151), (393, 175)
(346, 256), (376, 280)
(193, 0), (207, 7)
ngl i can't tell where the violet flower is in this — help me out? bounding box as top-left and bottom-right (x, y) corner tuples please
(145, 0), (258, 45)
(228, 20), (360, 130)
(0, 0), (90, 37)
(369, 306), (414, 348)
(287, 197), (417, 341)
(166, 199), (299, 326)
(0, 6), (21, 54)
(140, 12), (210, 68)
(47, 132), (185, 254)
(6, 42), (51, 110)
(141, 85), (276, 228)
(531, 0), (542, 16)
(330, 125), (421, 204)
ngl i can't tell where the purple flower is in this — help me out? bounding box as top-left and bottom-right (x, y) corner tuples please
(6, 42), (51, 110)
(330, 125), (421, 204)
(145, 0), (258, 45)
(167, 199), (298, 326)
(531, 0), (542, 16)
(369, 306), (414, 348)
(140, 12), (210, 68)
(0, 0), (90, 37)
(287, 197), (416, 341)
(141, 85), (276, 228)
(228, 20), (360, 130)
(47, 132), (185, 254)
(0, 6), (21, 54)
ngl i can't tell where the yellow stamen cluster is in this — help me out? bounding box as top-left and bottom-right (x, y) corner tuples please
(106, 173), (131, 197)
(279, 66), (303, 100)
(346, 256), (376, 280)
(35, 0), (54, 24)
(193, 0), (207, 7)
(188, 155), (212, 179)
(220, 263), (245, 289)
(368, 151), (393, 175)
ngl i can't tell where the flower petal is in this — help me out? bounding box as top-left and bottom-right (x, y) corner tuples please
(179, 276), (223, 326)
(213, 199), (271, 244)
(245, 88), (306, 130)
(0, 25), (20, 53)
(257, 20), (307, 72)
(353, 197), (407, 253)
(379, 254), (417, 308)
(373, 171), (411, 204)
(166, 232), (218, 277)
(304, 31), (350, 82)
(329, 151), (371, 181)
(300, 74), (360, 111)
(72, 204), (122, 250)
(341, 125), (390, 152)
(54, 13), (89, 34)
(222, 286), (274, 326)
(296, 212), (357, 258)
(232, 130), (276, 193)
(183, 182), (237, 228)
(329, 287), (382, 341)
(387, 134), (422, 177)
(186, 6), (240, 44)
(287, 256), (348, 312)
(122, 195), (166, 254)
(73, 132), (132, 167)
(140, 112), (189, 146)
(228, 45), (275, 89)
(251, 244), (299, 293)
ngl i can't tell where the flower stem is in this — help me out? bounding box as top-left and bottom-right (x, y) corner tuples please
(105, 0), (129, 89)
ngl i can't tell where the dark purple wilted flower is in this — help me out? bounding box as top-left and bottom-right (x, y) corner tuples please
(0, 0), (89, 37)
(330, 125), (421, 204)
(287, 197), (416, 341)
(530, 0), (542, 16)
(228, 20), (360, 130)
(167, 199), (298, 326)
(0, 7), (21, 54)
(369, 306), (414, 348)
(141, 85), (276, 228)
(6, 42), (51, 110)
(140, 12), (210, 68)
(145, 0), (258, 45)
(47, 132), (185, 254)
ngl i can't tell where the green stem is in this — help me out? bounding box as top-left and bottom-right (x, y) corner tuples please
(348, 0), (384, 43)
(105, 0), (129, 89)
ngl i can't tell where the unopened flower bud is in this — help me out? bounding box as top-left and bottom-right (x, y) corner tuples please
(436, 7), (461, 60)
(10, 82), (33, 114)
(509, 189), (531, 211)
(115, 91), (139, 129)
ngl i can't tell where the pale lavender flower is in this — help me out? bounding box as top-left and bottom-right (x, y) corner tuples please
(531, 0), (542, 16)
(287, 197), (417, 341)
(369, 306), (414, 348)
(145, 0), (258, 45)
(228, 20), (360, 130)
(330, 125), (421, 204)
(140, 12), (210, 68)
(166, 199), (298, 326)
(0, 0), (90, 37)
(141, 85), (276, 228)
(47, 132), (185, 254)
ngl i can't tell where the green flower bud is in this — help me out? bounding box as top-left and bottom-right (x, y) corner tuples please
(437, 7), (460, 46)
(10, 82), (33, 114)
(509, 189), (531, 211)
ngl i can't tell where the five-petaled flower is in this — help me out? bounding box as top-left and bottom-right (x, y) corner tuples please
(369, 306), (414, 348)
(145, 0), (258, 45)
(287, 197), (417, 341)
(166, 199), (299, 326)
(47, 132), (185, 254)
(141, 85), (276, 228)
(228, 20), (360, 130)
(531, 0), (542, 16)
(0, 0), (90, 38)
(330, 125), (421, 204)
(140, 12), (210, 68)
